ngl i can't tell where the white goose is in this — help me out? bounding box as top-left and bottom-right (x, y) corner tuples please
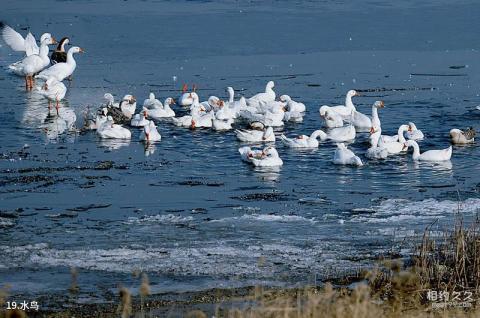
(212, 117), (234, 131)
(225, 86), (244, 117)
(247, 81), (275, 106)
(239, 146), (283, 167)
(97, 116), (132, 139)
(319, 106), (344, 128)
(333, 143), (363, 166)
(143, 92), (163, 109)
(327, 90), (358, 118)
(366, 125), (389, 159)
(450, 128), (475, 144)
(130, 108), (149, 127)
(148, 98), (176, 119)
(36, 46), (84, 81)
(379, 124), (409, 154)
(370, 100), (384, 129)
(0, 22), (51, 57)
(179, 84), (199, 106)
(280, 95), (306, 113)
(88, 107), (108, 130)
(8, 34), (56, 90)
(317, 125), (356, 142)
(405, 122), (424, 140)
(139, 120), (161, 142)
(280, 130), (324, 148)
(119, 95), (137, 119)
(37, 77), (67, 113)
(403, 140), (452, 161)
(235, 125), (275, 143)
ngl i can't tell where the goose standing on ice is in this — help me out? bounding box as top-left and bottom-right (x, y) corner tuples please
(0, 22), (52, 57)
(450, 127), (475, 144)
(403, 140), (452, 161)
(8, 34), (56, 90)
(37, 77), (67, 114)
(36, 46), (84, 82)
(50, 37), (70, 64)
(333, 143), (363, 166)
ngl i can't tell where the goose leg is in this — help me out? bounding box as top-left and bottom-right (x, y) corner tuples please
(56, 99), (60, 115)
(25, 76), (29, 90)
(48, 100), (52, 111)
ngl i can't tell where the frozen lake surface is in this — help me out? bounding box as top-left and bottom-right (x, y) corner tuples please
(1, 0), (480, 302)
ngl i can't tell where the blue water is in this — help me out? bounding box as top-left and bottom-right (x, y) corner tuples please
(0, 0), (480, 303)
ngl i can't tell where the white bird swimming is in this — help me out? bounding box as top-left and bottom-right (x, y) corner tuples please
(280, 130), (325, 148)
(178, 84), (199, 106)
(316, 125), (356, 142)
(97, 116), (132, 139)
(36, 46), (84, 82)
(235, 124), (275, 143)
(327, 90), (358, 118)
(403, 140), (452, 161)
(0, 22), (51, 57)
(139, 120), (161, 142)
(143, 92), (163, 109)
(247, 81), (275, 106)
(333, 143), (363, 166)
(370, 100), (385, 129)
(280, 95), (306, 113)
(405, 122), (424, 140)
(239, 145), (283, 167)
(36, 77), (67, 113)
(450, 127), (475, 144)
(119, 95), (137, 119)
(319, 106), (344, 128)
(130, 108), (149, 127)
(379, 124), (409, 155)
(366, 125), (389, 159)
(212, 117), (234, 131)
(8, 34), (56, 90)
(190, 111), (215, 129)
(148, 97), (176, 119)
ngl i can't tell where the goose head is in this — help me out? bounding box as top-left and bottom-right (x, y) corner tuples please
(56, 37), (70, 51)
(262, 146), (278, 158)
(347, 90), (358, 97)
(319, 105), (329, 117)
(373, 100), (385, 108)
(408, 122), (417, 131)
(279, 95), (291, 102)
(149, 92), (155, 100)
(266, 81), (275, 90)
(208, 96), (220, 107)
(122, 95), (136, 104)
(164, 97), (175, 105)
(41, 33), (57, 46)
(69, 46), (84, 54)
(40, 33), (52, 43)
(227, 86), (234, 95)
(250, 121), (265, 131)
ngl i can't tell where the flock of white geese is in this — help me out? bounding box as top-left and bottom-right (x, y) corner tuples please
(1, 23), (476, 167)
